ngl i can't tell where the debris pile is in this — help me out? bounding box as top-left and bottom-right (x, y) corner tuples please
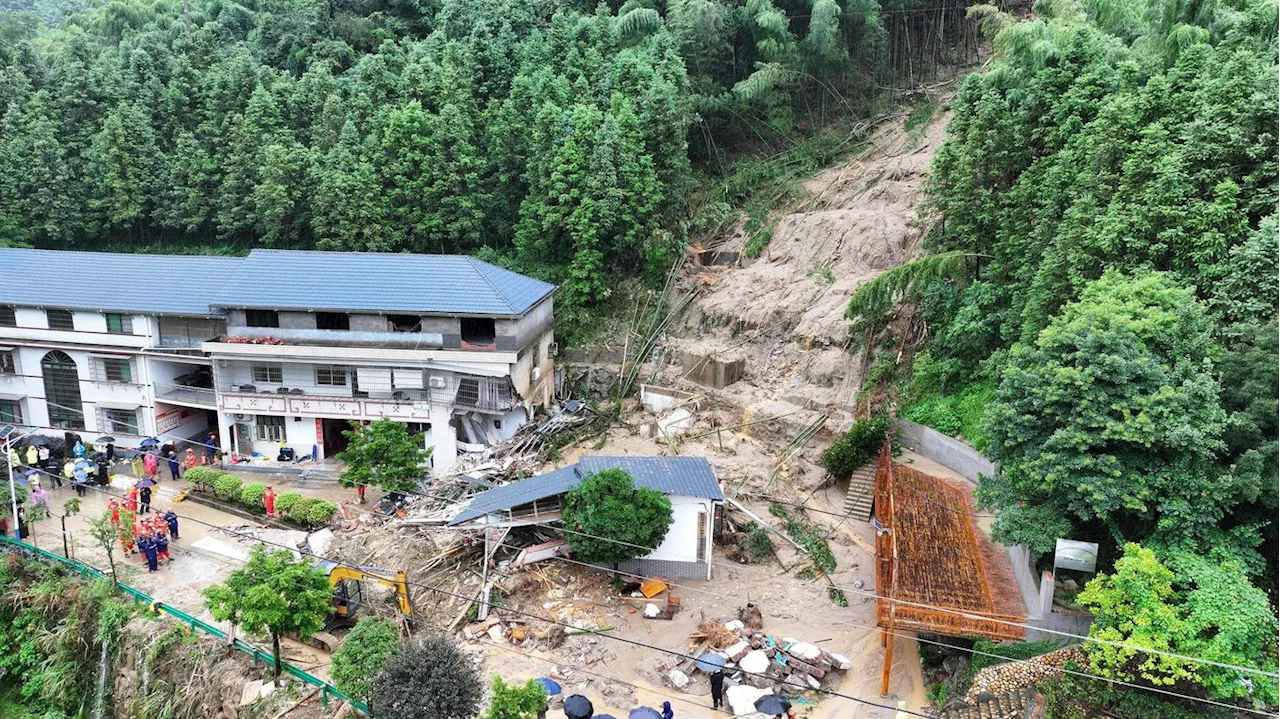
(663, 615), (852, 697)
(964, 646), (1087, 703)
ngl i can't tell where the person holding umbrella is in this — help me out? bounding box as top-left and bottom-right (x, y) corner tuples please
(754, 694), (792, 718)
(563, 695), (593, 719)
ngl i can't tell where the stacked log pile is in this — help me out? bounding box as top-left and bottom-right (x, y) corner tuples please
(964, 646), (1087, 703)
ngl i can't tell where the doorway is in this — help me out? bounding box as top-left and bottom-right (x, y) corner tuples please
(321, 419), (354, 457)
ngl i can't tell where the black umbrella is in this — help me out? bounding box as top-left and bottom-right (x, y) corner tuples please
(754, 695), (792, 715)
(94, 436), (117, 444)
(563, 694), (594, 719)
(628, 708), (662, 719)
(27, 436), (54, 446)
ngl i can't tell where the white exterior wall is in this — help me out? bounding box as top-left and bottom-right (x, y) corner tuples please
(1, 344), (152, 439)
(643, 495), (715, 564)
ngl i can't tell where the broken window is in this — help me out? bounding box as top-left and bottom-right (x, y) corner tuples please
(387, 315), (422, 333)
(245, 309), (279, 328)
(316, 312), (350, 330)
(460, 317), (496, 348)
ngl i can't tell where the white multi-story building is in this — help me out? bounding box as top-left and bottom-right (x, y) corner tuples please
(0, 248), (556, 473)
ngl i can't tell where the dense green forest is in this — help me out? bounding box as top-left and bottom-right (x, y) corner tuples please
(851, 0), (1278, 711)
(0, 0), (971, 309)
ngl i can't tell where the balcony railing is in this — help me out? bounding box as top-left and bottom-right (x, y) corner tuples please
(155, 383), (217, 408)
(454, 377), (514, 413)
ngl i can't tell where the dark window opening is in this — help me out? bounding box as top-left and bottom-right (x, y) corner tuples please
(245, 309), (280, 328)
(316, 312), (350, 330)
(46, 309), (74, 330)
(0, 400), (21, 424)
(460, 317), (496, 348)
(0, 351), (14, 375)
(102, 358), (132, 383)
(0, 306), (15, 327)
(388, 315), (422, 333)
(42, 350), (84, 429)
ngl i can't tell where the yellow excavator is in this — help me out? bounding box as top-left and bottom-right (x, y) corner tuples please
(305, 560), (413, 652)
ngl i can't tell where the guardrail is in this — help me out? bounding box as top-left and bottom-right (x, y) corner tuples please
(0, 535), (367, 714)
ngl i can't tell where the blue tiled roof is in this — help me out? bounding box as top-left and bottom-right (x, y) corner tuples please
(212, 250), (556, 316)
(0, 248), (244, 316)
(450, 456), (724, 525)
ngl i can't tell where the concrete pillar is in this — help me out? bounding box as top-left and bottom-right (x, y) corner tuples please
(430, 420), (457, 475)
(217, 411), (234, 457)
(1040, 570), (1056, 617)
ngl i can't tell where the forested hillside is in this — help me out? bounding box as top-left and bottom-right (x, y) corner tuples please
(0, 0), (965, 309)
(850, 0), (1278, 711)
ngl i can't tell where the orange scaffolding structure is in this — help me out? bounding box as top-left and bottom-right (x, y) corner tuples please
(872, 443), (1027, 695)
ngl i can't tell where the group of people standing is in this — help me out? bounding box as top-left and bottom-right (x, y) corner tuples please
(108, 498), (179, 573)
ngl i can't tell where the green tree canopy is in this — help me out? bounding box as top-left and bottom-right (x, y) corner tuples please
(369, 635), (482, 719)
(978, 270), (1248, 560)
(561, 468), (673, 566)
(337, 419), (431, 494)
(202, 546), (332, 677)
(482, 676), (548, 719)
(330, 617), (399, 704)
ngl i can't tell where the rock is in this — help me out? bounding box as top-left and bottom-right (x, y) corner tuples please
(487, 624), (507, 642)
(726, 684), (768, 716)
(739, 650), (770, 675)
(307, 528), (334, 556)
(724, 619), (745, 632)
(643, 603), (662, 618)
(667, 669), (690, 689)
(259, 681), (276, 700)
(725, 640), (751, 661)
(1061, 578), (1079, 592)
(786, 641), (822, 661)
(239, 680), (262, 707)
(826, 652), (853, 671)
(806, 674), (821, 690)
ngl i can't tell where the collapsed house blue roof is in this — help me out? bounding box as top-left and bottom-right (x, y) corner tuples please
(449, 456), (724, 525)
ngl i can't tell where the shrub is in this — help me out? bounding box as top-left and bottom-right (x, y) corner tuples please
(212, 474), (243, 503)
(370, 635), (482, 719)
(819, 414), (890, 479)
(184, 466), (221, 492)
(483, 676), (548, 719)
(274, 491), (301, 515)
(239, 483), (267, 510)
(331, 618), (400, 703)
(287, 497), (318, 525)
(305, 500), (338, 528)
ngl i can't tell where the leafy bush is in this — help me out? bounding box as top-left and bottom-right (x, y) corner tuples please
(239, 483), (267, 510)
(184, 466), (221, 492)
(370, 635), (482, 719)
(740, 523), (774, 564)
(305, 500), (338, 528)
(212, 474), (243, 503)
(483, 676), (548, 719)
(819, 414), (890, 479)
(331, 618), (400, 703)
(274, 492), (301, 515)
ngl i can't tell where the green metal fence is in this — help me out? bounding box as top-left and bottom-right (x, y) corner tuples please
(0, 534), (368, 714)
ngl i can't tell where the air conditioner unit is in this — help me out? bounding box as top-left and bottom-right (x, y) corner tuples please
(531, 367), (542, 382)
(234, 413), (252, 422)
(548, 342), (559, 358)
(217, 359), (230, 368)
(428, 376), (446, 389)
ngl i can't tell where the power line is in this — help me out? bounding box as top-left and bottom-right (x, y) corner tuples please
(10, 415), (1279, 681)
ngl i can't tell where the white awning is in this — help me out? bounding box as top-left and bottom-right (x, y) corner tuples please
(356, 366), (392, 391)
(393, 368), (425, 389)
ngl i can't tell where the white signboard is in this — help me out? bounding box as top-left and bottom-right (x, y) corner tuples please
(1054, 539), (1099, 574)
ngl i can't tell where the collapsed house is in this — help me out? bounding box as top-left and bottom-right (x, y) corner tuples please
(449, 456), (724, 579)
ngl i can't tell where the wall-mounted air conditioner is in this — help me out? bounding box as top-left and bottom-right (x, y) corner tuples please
(548, 342), (559, 358)
(531, 367), (542, 382)
(234, 413), (252, 422)
(429, 376), (446, 389)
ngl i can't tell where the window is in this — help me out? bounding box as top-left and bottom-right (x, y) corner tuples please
(252, 364), (283, 384)
(101, 358), (132, 383)
(0, 400), (22, 424)
(245, 309), (279, 328)
(388, 315), (422, 333)
(460, 317), (496, 347)
(104, 313), (132, 334)
(102, 408), (139, 435)
(0, 306), (14, 327)
(41, 351), (83, 428)
(256, 415), (285, 441)
(315, 365), (348, 386)
(46, 309), (74, 330)
(0, 350), (14, 375)
(316, 312), (350, 330)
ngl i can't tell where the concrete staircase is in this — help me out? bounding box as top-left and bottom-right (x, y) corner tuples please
(938, 686), (1040, 719)
(841, 460), (878, 521)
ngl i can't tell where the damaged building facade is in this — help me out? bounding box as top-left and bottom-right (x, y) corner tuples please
(0, 248), (556, 474)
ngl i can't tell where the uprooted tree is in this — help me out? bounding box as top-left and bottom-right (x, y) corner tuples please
(561, 468), (673, 566)
(202, 546), (332, 677)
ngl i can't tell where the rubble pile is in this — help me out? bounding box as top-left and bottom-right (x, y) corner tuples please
(663, 618), (853, 697)
(964, 646), (1087, 703)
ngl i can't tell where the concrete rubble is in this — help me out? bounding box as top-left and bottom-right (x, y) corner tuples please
(677, 617), (854, 698)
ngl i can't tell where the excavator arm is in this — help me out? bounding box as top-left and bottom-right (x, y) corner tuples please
(327, 566), (412, 616)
